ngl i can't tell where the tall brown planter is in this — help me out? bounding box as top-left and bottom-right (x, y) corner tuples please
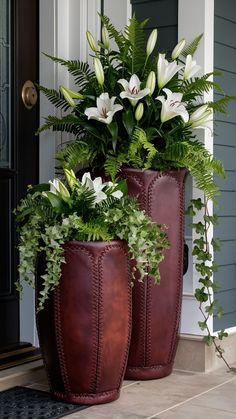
(121, 168), (187, 380)
(36, 240), (132, 405)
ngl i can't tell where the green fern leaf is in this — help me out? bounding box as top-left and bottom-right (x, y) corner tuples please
(37, 85), (70, 111)
(182, 33), (203, 57)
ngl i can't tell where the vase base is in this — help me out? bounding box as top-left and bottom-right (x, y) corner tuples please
(53, 388), (120, 405)
(125, 364), (173, 380)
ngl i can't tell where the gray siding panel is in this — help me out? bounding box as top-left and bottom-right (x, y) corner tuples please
(216, 171), (236, 192)
(214, 0), (236, 331)
(215, 217), (236, 241)
(214, 122), (236, 147)
(214, 44), (236, 73)
(215, 265), (236, 288)
(215, 243), (236, 267)
(214, 145), (236, 170)
(216, 192), (236, 216)
(214, 16), (236, 48)
(215, 0), (236, 21)
(131, 0), (178, 51)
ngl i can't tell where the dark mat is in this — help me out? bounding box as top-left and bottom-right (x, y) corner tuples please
(0, 386), (89, 419)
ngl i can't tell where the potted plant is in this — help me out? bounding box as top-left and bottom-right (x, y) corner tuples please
(37, 16), (233, 378)
(15, 169), (168, 404)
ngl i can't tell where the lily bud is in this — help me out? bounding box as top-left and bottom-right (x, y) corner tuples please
(94, 58), (104, 86)
(146, 29), (158, 57)
(102, 26), (110, 49)
(60, 85), (84, 100)
(60, 86), (76, 108)
(146, 71), (156, 96)
(171, 38), (186, 60)
(86, 31), (97, 52)
(64, 168), (77, 190)
(135, 102), (144, 122)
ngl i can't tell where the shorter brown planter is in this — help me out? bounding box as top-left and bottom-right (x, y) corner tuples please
(36, 240), (131, 405)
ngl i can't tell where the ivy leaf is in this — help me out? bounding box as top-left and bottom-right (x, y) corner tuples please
(203, 335), (215, 346)
(192, 222), (205, 234)
(191, 198), (205, 210)
(195, 287), (208, 302)
(185, 205), (196, 217)
(204, 214), (218, 225)
(211, 237), (221, 252)
(198, 321), (207, 331)
(216, 307), (224, 319)
(205, 302), (217, 315)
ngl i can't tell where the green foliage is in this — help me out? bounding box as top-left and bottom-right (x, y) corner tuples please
(16, 170), (169, 310)
(37, 15), (234, 202)
(182, 33), (203, 57)
(187, 197), (233, 372)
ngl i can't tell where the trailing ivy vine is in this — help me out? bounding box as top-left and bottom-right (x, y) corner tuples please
(186, 197), (236, 373)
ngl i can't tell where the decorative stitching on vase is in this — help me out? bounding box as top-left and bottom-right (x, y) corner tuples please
(167, 170), (187, 363)
(121, 171), (146, 211)
(146, 277), (152, 366)
(97, 242), (132, 391)
(54, 274), (71, 393)
(54, 244), (98, 394)
(147, 170), (186, 366)
(122, 171), (148, 367)
(65, 244), (98, 393)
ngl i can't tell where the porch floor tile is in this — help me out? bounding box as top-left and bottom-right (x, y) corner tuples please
(24, 364), (236, 418)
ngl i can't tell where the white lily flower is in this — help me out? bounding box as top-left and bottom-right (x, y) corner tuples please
(157, 53), (183, 89)
(111, 190), (123, 199)
(118, 74), (150, 106)
(184, 55), (201, 80)
(156, 88), (189, 123)
(81, 172), (107, 205)
(85, 93), (123, 125)
(48, 178), (70, 201)
(189, 104), (213, 129)
(49, 179), (60, 195)
(171, 39), (186, 60)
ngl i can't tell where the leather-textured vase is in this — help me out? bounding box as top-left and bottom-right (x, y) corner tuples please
(121, 167), (187, 380)
(36, 240), (132, 404)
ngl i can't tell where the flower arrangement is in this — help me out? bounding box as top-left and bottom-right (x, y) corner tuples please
(38, 15), (233, 199)
(15, 170), (168, 310)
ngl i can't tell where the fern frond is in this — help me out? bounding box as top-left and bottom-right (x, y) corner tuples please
(129, 128), (157, 169)
(182, 78), (217, 97)
(104, 153), (127, 181)
(208, 96), (236, 114)
(43, 53), (94, 88)
(182, 33), (203, 57)
(37, 85), (70, 111)
(125, 16), (148, 74)
(56, 140), (93, 169)
(158, 140), (223, 200)
(37, 114), (82, 135)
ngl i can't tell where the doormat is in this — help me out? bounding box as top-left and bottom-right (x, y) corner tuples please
(0, 386), (89, 419)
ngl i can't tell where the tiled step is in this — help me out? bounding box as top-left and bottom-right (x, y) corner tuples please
(0, 360), (46, 391)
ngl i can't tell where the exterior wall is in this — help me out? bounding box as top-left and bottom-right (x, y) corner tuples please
(213, 0), (236, 331)
(131, 0), (178, 51)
